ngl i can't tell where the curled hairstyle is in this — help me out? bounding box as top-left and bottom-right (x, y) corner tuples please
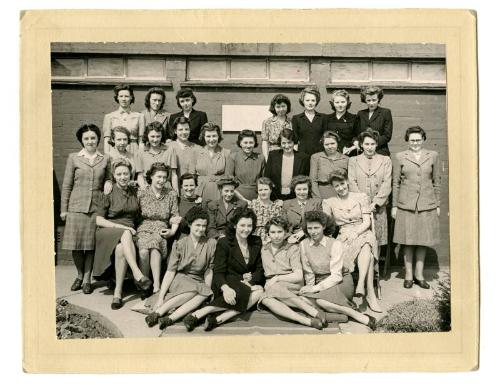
(320, 130), (340, 146)
(256, 176), (275, 190)
(170, 116), (191, 140)
(404, 125), (427, 142)
(358, 128), (380, 144)
(264, 216), (290, 235)
(113, 84), (135, 104)
(199, 122), (223, 145)
(290, 175), (312, 197)
(360, 86), (384, 103)
(299, 86), (321, 107)
(237, 129), (258, 148)
(184, 206), (210, 226)
(108, 126), (130, 147)
(144, 87), (166, 110)
(225, 207), (258, 240)
(302, 210), (329, 236)
(180, 173), (198, 187)
(76, 124), (101, 146)
(145, 162), (170, 185)
(329, 89), (352, 111)
(142, 121), (167, 146)
(111, 158), (133, 177)
(280, 128), (295, 143)
(328, 170), (348, 185)
(175, 88), (197, 109)
(269, 94), (291, 115)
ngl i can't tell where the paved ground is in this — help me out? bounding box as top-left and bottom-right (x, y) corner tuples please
(55, 264), (448, 337)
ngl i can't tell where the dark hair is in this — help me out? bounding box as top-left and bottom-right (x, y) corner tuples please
(144, 87), (166, 110)
(264, 216), (290, 234)
(175, 88), (197, 109)
(302, 210), (329, 236)
(299, 86), (321, 107)
(113, 84), (135, 104)
(111, 158), (133, 177)
(320, 130), (340, 146)
(107, 126), (130, 147)
(143, 121), (167, 146)
(225, 207), (257, 240)
(290, 175), (312, 197)
(217, 176), (239, 189)
(404, 126), (427, 142)
(280, 128), (295, 143)
(180, 173), (198, 186)
(184, 206), (209, 226)
(145, 162), (170, 185)
(257, 176), (275, 190)
(237, 129), (258, 148)
(170, 116), (191, 140)
(360, 86), (384, 103)
(329, 89), (352, 111)
(328, 170), (348, 185)
(269, 94), (291, 115)
(359, 128), (380, 144)
(76, 124), (101, 146)
(199, 122), (223, 145)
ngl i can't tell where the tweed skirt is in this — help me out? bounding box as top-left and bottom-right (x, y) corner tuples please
(393, 208), (440, 247)
(373, 206), (388, 246)
(62, 212), (97, 251)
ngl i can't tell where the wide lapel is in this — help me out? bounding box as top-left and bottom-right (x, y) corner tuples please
(369, 154), (384, 175)
(156, 110), (169, 126)
(225, 198), (237, 218)
(416, 149), (432, 166)
(356, 154), (370, 176)
(368, 107), (381, 123)
(247, 238), (261, 268)
(403, 150), (419, 165)
(288, 199), (302, 217)
(275, 151), (284, 177)
(190, 109), (200, 127)
(230, 238), (250, 270)
(78, 153), (104, 168)
(217, 199), (227, 219)
(292, 151), (302, 175)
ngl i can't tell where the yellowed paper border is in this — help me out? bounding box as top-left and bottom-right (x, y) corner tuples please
(21, 9), (478, 373)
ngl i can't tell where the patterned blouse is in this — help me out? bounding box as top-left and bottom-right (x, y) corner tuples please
(261, 116), (292, 150)
(249, 198), (284, 242)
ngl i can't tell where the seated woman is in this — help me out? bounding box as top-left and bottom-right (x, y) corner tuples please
(137, 162), (180, 295)
(144, 207), (217, 329)
(93, 159), (152, 309)
(259, 216), (324, 329)
(107, 126), (137, 178)
(322, 171), (382, 313)
(248, 177), (283, 243)
(176, 173), (203, 235)
(299, 211), (376, 330)
(182, 207), (265, 332)
(261, 94), (292, 161)
(206, 177), (247, 239)
(264, 129), (310, 201)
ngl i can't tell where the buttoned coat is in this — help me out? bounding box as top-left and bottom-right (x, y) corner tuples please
(168, 109), (208, 145)
(206, 197), (248, 238)
(282, 198), (324, 233)
(264, 150), (310, 199)
(392, 149), (441, 211)
(291, 111), (328, 156)
(353, 107), (393, 156)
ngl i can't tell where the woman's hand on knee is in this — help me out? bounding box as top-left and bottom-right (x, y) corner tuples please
(221, 285), (237, 305)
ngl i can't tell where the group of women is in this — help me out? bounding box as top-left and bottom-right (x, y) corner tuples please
(59, 83), (441, 332)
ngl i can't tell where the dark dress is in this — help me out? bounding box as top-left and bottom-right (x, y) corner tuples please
(209, 235), (265, 312)
(93, 185), (139, 277)
(291, 111), (328, 157)
(168, 109), (208, 145)
(264, 150), (310, 200)
(325, 111), (357, 156)
(177, 195), (203, 235)
(353, 107), (393, 156)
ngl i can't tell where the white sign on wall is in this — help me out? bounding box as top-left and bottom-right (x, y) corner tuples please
(221, 105), (272, 132)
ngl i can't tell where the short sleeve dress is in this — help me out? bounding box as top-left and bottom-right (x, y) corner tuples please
(248, 198), (283, 242)
(191, 146), (231, 202)
(261, 116), (292, 152)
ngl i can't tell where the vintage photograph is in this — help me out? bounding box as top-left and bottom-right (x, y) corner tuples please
(51, 42), (450, 338)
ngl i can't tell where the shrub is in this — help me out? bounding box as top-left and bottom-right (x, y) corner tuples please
(433, 274), (451, 331)
(376, 299), (442, 333)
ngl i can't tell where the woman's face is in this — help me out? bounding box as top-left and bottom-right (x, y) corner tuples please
(332, 179), (349, 198)
(181, 178), (197, 198)
(151, 170), (168, 190)
(294, 183), (309, 201)
(323, 137), (338, 155)
(190, 218), (208, 239)
(280, 137), (294, 154)
(221, 185), (235, 202)
(268, 224), (286, 245)
(114, 131), (129, 152)
(306, 221), (325, 242)
(175, 122), (191, 142)
(113, 165), (131, 188)
(149, 93), (163, 112)
(408, 132), (424, 152)
(147, 130), (162, 148)
(362, 136), (377, 157)
(274, 102), (288, 117)
(240, 136), (255, 155)
(117, 90), (132, 109)
(303, 93), (318, 111)
(365, 94), (380, 111)
(81, 130), (98, 153)
(179, 96), (193, 112)
(204, 130), (219, 148)
(333, 95), (348, 114)
(235, 217), (254, 240)
(257, 183), (272, 201)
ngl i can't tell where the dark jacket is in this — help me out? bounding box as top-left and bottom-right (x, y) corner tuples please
(325, 111), (357, 154)
(168, 109), (208, 145)
(264, 150), (310, 200)
(291, 112), (328, 156)
(354, 107), (393, 156)
(206, 197), (248, 239)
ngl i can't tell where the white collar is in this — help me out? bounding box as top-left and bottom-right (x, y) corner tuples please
(309, 236), (327, 247)
(78, 149), (102, 159)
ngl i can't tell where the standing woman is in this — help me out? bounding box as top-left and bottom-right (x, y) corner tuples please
(168, 88), (208, 145)
(310, 131), (349, 199)
(264, 129), (310, 201)
(168, 116), (201, 178)
(103, 84), (143, 156)
(190, 122), (231, 202)
(348, 129), (392, 251)
(392, 126), (441, 289)
(60, 124), (112, 294)
(226, 129), (266, 202)
(137, 162), (181, 295)
(140, 87), (171, 143)
(353, 86), (393, 156)
(107, 126), (137, 178)
(182, 207), (264, 332)
(261, 94), (292, 161)
(326, 89), (358, 156)
(291, 86), (328, 157)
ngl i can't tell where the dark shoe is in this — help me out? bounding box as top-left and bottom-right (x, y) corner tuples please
(140, 287), (154, 300)
(145, 312), (160, 327)
(364, 314), (377, 331)
(135, 276), (153, 291)
(310, 317), (323, 330)
(159, 316), (174, 330)
(106, 279), (116, 290)
(325, 313), (349, 323)
(111, 297), (123, 310)
(414, 277), (430, 289)
(183, 314), (200, 332)
(403, 279), (413, 289)
(70, 278), (83, 291)
(316, 310), (328, 328)
(82, 282), (93, 294)
(204, 314), (218, 332)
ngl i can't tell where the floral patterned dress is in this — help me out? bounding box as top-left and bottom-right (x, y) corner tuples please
(249, 198), (283, 243)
